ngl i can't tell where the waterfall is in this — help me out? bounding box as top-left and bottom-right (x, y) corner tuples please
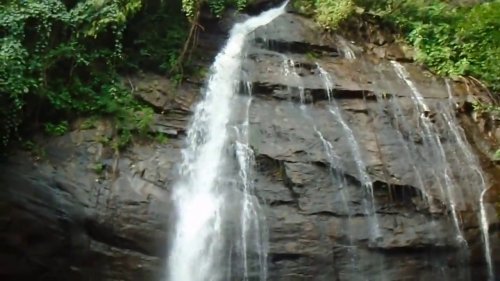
(336, 35), (356, 60)
(282, 56), (357, 264)
(317, 64), (381, 240)
(391, 61), (467, 245)
(234, 81), (269, 281)
(167, 7), (495, 280)
(167, 3), (287, 281)
(444, 81), (495, 280)
(390, 61), (495, 279)
(314, 62), (389, 280)
(480, 189), (494, 280)
(391, 62), (471, 280)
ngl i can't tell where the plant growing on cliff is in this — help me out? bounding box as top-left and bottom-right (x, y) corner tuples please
(182, 0), (248, 18)
(44, 121), (69, 137)
(293, 0), (499, 92)
(124, 0), (189, 73)
(0, 0), (143, 146)
(357, 0), (500, 92)
(494, 149), (500, 161)
(293, 0), (355, 29)
(0, 0), (189, 149)
(315, 0), (355, 29)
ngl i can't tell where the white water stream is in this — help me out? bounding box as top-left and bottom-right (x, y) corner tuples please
(391, 61), (467, 245)
(444, 81), (495, 280)
(392, 61), (495, 279)
(317, 64), (381, 240)
(167, 3), (287, 281)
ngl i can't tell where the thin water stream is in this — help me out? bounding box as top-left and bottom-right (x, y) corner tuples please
(317, 64), (381, 240)
(391, 61), (467, 245)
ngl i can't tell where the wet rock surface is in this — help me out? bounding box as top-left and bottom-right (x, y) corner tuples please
(1, 10), (500, 281)
(0, 132), (181, 280)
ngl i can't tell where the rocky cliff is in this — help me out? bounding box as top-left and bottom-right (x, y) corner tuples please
(1, 7), (499, 281)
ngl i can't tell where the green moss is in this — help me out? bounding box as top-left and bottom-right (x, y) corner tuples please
(493, 149), (500, 161)
(44, 121), (69, 137)
(80, 117), (98, 130)
(93, 162), (105, 175)
(305, 51), (320, 61)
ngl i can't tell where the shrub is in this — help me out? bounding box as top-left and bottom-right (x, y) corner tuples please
(293, 0), (499, 92)
(315, 0), (355, 29)
(359, 0), (500, 91)
(293, 0), (355, 29)
(0, 0), (189, 149)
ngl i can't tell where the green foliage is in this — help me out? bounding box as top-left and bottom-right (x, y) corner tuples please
(493, 149), (500, 161)
(93, 162), (106, 174)
(315, 0), (355, 29)
(124, 0), (189, 73)
(154, 132), (170, 144)
(131, 106), (155, 135)
(293, 0), (355, 29)
(305, 51), (320, 60)
(293, 0), (499, 92)
(472, 100), (500, 116)
(182, 0), (248, 18)
(0, 0), (257, 149)
(21, 140), (37, 152)
(80, 117), (98, 130)
(292, 0), (315, 15)
(0, 0), (185, 149)
(0, 0), (143, 146)
(44, 121), (69, 136)
(357, 0), (500, 91)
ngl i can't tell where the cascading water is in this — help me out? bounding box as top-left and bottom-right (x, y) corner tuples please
(444, 81), (495, 280)
(279, 50), (376, 277)
(282, 55), (358, 267)
(317, 64), (381, 241)
(391, 62), (473, 280)
(480, 188), (494, 280)
(315, 128), (360, 270)
(270, 37), (495, 279)
(314, 62), (391, 280)
(391, 61), (467, 245)
(234, 81), (269, 281)
(367, 64), (465, 277)
(368, 75), (430, 208)
(167, 3), (287, 281)
(336, 36), (356, 60)
(389, 61), (495, 279)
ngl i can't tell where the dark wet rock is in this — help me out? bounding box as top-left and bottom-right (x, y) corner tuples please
(0, 130), (181, 280)
(128, 74), (198, 114)
(125, 74), (198, 137)
(128, 74), (175, 111)
(151, 112), (189, 136)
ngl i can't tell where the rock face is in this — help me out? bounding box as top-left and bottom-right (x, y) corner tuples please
(0, 132), (175, 280)
(1, 9), (499, 281)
